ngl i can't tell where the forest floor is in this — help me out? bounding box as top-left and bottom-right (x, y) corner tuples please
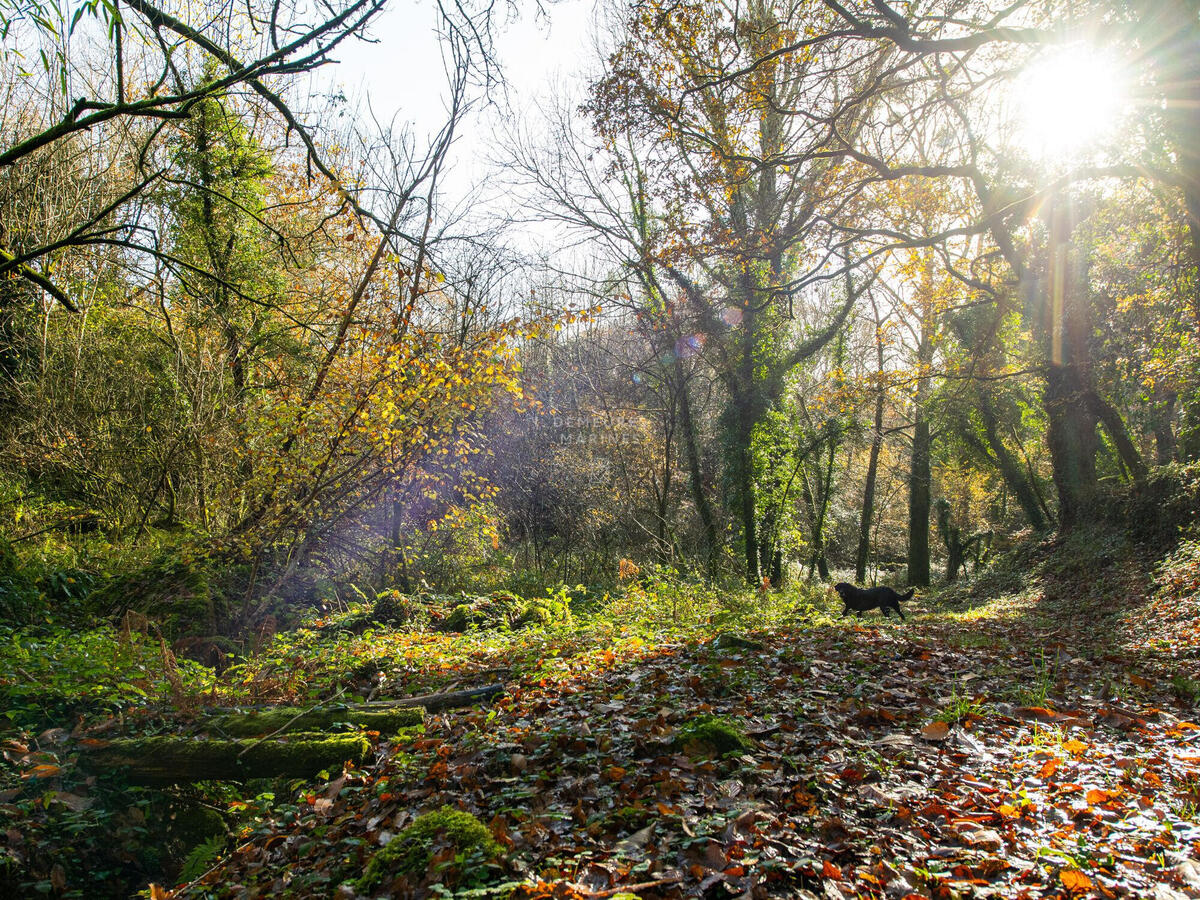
(165, 534), (1200, 899)
(4, 527), (1200, 899)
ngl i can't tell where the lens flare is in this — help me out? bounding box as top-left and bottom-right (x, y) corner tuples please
(1014, 45), (1127, 159)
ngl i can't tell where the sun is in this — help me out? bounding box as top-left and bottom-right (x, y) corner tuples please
(1013, 45), (1127, 159)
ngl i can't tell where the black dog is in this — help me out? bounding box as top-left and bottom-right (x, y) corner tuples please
(833, 582), (914, 621)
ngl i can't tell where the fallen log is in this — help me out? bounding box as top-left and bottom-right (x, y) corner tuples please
(360, 683), (504, 713)
(209, 705), (425, 737)
(79, 733), (370, 785)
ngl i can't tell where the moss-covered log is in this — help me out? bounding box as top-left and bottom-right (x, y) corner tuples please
(361, 683), (504, 713)
(79, 733), (370, 785)
(209, 705), (425, 737)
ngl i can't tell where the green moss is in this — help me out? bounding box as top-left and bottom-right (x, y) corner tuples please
(675, 714), (752, 758)
(167, 802), (226, 845)
(210, 706), (424, 737)
(357, 806), (501, 893)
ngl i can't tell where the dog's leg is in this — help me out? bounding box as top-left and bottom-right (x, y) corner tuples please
(894, 604), (906, 622)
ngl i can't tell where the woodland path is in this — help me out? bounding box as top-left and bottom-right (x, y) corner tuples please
(182, 587), (1200, 899)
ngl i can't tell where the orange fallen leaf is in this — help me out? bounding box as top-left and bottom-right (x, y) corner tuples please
(23, 764), (61, 779)
(1060, 869), (1093, 893)
(822, 860), (843, 879)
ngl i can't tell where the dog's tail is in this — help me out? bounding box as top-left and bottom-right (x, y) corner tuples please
(900, 589), (914, 602)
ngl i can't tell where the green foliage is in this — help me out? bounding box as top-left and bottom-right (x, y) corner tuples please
(1100, 463), (1200, 548)
(0, 625), (213, 730)
(516, 586), (574, 629)
(441, 589), (573, 633)
(356, 806), (501, 893)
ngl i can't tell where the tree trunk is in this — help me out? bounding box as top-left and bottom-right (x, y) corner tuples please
(361, 683), (505, 712)
(740, 441), (759, 586)
(1154, 391), (1178, 465)
(812, 434), (836, 582)
(1088, 390), (1148, 483)
(907, 415), (931, 586)
(1045, 364), (1099, 529)
(856, 391), (885, 583)
(907, 255), (935, 587)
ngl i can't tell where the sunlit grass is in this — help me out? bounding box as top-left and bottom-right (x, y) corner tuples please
(936, 592), (1030, 624)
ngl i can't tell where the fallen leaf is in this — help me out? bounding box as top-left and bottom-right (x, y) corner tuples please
(920, 721), (950, 741)
(1060, 869), (1093, 893)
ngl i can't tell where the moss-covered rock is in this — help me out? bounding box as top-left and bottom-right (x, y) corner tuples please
(167, 801), (227, 845)
(516, 594), (572, 629)
(209, 705), (424, 737)
(443, 595), (520, 632)
(371, 590), (433, 629)
(356, 807), (501, 893)
(675, 714), (752, 758)
(88, 553), (218, 638)
(0, 537), (42, 623)
(440, 591), (572, 633)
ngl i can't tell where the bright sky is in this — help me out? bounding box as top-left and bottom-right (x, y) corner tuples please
(327, 0), (596, 198)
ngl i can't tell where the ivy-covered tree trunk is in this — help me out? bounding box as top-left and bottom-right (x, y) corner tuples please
(1153, 390), (1178, 465)
(736, 419), (760, 586)
(1045, 366), (1099, 529)
(675, 360), (720, 578)
(1043, 201), (1100, 530)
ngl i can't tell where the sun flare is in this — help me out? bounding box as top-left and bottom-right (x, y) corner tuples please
(1014, 45), (1127, 159)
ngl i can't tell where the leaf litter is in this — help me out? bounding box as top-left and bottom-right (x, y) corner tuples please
(160, 589), (1200, 900)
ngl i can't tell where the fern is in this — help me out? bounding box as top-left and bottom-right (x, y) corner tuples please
(179, 834), (226, 883)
